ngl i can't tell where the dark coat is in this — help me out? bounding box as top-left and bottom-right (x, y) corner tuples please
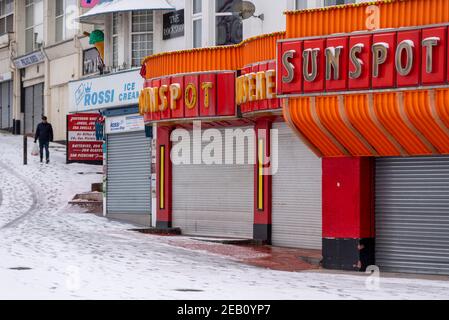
(35, 122), (54, 143)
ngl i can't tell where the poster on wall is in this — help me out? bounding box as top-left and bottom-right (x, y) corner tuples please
(67, 113), (103, 164)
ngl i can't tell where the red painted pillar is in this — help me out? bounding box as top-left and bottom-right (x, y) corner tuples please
(322, 157), (375, 271)
(156, 125), (173, 229)
(253, 119), (272, 243)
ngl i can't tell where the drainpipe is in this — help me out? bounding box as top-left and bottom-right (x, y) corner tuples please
(42, 46), (51, 119)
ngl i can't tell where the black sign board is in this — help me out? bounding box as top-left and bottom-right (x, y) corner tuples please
(163, 9), (184, 40)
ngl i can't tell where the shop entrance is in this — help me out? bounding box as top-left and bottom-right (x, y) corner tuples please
(376, 156), (449, 275)
(172, 126), (254, 238)
(24, 83), (44, 134)
(271, 122), (323, 249)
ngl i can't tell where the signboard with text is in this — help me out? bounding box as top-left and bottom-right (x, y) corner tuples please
(105, 114), (145, 134)
(163, 9), (184, 40)
(277, 24), (449, 96)
(67, 113), (103, 163)
(68, 69), (144, 112)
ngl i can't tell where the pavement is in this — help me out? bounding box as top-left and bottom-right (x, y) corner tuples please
(1, 132), (449, 300)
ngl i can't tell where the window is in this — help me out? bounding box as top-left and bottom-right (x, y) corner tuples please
(324, 0), (356, 5)
(112, 12), (119, 67)
(215, 0), (242, 46)
(55, 0), (78, 43)
(25, 0), (44, 52)
(295, 0), (356, 9)
(131, 10), (153, 67)
(192, 0), (202, 48)
(0, 0), (13, 35)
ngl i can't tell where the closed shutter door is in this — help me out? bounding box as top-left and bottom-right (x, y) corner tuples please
(33, 83), (43, 130)
(172, 127), (254, 238)
(1, 82), (12, 129)
(24, 86), (34, 134)
(107, 131), (152, 215)
(271, 122), (322, 249)
(376, 156), (449, 275)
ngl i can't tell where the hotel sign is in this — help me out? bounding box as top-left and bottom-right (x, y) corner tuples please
(277, 24), (449, 96)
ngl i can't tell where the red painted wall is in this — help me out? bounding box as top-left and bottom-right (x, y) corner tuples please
(322, 157), (375, 239)
(156, 126), (173, 224)
(254, 119), (272, 225)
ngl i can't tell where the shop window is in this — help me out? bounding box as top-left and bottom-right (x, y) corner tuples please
(131, 10), (154, 67)
(0, 0), (13, 35)
(324, 0), (356, 5)
(55, 0), (78, 43)
(295, 0), (356, 9)
(25, 0), (44, 52)
(192, 0), (202, 48)
(112, 12), (119, 68)
(215, 0), (242, 46)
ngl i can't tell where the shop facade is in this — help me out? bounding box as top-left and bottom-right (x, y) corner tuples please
(69, 68), (153, 226)
(278, 0), (449, 275)
(140, 32), (323, 249)
(139, 0), (449, 276)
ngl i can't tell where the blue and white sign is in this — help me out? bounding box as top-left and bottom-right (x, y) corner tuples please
(105, 114), (145, 134)
(69, 69), (144, 112)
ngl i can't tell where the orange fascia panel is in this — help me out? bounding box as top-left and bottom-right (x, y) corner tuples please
(143, 32), (285, 79)
(288, 98), (345, 157)
(436, 89), (449, 131)
(344, 95), (401, 156)
(285, 0), (449, 38)
(404, 91), (449, 154)
(314, 96), (373, 156)
(373, 92), (432, 155)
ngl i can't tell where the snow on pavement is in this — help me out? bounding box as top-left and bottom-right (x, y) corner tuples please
(1, 132), (449, 300)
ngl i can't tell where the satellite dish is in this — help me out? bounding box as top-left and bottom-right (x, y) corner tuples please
(233, 1), (264, 20)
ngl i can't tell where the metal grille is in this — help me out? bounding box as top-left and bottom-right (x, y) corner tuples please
(172, 127), (254, 238)
(376, 156), (449, 275)
(107, 131), (152, 215)
(24, 83), (43, 134)
(271, 122), (323, 249)
(0, 81), (12, 130)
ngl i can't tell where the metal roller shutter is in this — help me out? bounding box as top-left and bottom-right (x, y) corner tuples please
(376, 156), (449, 275)
(24, 86), (34, 134)
(107, 131), (152, 215)
(1, 82), (12, 130)
(172, 127), (254, 238)
(24, 84), (44, 134)
(271, 122), (322, 249)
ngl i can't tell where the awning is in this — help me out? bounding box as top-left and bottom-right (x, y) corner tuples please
(78, 0), (175, 24)
(283, 89), (449, 158)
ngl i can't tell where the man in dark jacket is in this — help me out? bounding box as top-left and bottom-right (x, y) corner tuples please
(34, 116), (54, 164)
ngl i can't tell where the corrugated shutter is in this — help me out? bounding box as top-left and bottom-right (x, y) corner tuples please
(271, 122), (322, 249)
(24, 86), (34, 134)
(172, 127), (254, 238)
(107, 131), (152, 215)
(0, 82), (11, 129)
(376, 156), (449, 275)
(24, 83), (44, 134)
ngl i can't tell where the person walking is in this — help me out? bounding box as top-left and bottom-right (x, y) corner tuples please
(34, 116), (54, 164)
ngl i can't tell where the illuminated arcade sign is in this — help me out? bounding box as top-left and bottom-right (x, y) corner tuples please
(277, 24), (449, 96)
(140, 66), (282, 122)
(139, 71), (236, 121)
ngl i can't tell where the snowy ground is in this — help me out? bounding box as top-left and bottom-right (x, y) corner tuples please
(1, 132), (449, 300)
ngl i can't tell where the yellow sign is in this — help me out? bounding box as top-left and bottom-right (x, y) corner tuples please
(236, 69), (276, 105)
